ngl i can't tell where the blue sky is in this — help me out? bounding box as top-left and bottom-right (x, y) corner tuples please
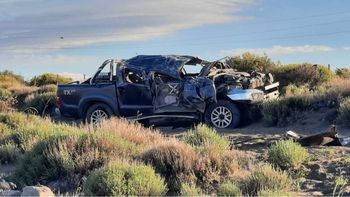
(0, 0), (349, 80)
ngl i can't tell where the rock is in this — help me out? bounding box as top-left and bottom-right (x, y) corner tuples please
(0, 180), (11, 191)
(311, 191), (323, 196)
(21, 186), (55, 197)
(3, 190), (21, 197)
(47, 180), (71, 193)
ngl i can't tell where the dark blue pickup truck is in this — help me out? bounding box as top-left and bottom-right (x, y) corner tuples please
(57, 55), (279, 129)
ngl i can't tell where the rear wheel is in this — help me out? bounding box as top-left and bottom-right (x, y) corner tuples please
(86, 103), (113, 126)
(205, 100), (240, 129)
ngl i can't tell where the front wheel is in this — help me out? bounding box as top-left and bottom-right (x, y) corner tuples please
(86, 103), (113, 126)
(205, 100), (241, 129)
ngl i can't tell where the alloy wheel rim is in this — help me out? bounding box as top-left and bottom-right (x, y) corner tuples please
(210, 106), (233, 128)
(91, 109), (108, 125)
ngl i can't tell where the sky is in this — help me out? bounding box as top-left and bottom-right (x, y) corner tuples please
(0, 0), (349, 80)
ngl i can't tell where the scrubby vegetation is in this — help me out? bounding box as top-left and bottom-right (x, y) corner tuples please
(23, 92), (57, 116)
(180, 182), (202, 196)
(0, 112), (272, 196)
(268, 140), (309, 170)
(217, 182), (242, 197)
(183, 124), (230, 151)
(83, 161), (167, 196)
(29, 73), (72, 86)
(141, 140), (197, 192)
(338, 97), (350, 126)
(244, 164), (293, 196)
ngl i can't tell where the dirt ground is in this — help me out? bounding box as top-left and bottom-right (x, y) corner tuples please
(162, 109), (350, 196)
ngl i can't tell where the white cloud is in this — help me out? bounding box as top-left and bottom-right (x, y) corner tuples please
(221, 45), (335, 56)
(0, 0), (253, 53)
(0, 54), (96, 66)
(344, 47), (350, 51)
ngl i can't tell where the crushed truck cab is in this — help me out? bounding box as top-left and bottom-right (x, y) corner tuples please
(57, 55), (279, 129)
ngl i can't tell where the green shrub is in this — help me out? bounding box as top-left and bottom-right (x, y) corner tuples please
(225, 52), (276, 73)
(0, 70), (25, 89)
(141, 140), (197, 193)
(0, 123), (11, 143)
(217, 182), (242, 197)
(83, 161), (167, 196)
(338, 97), (350, 127)
(181, 182), (202, 196)
(268, 140), (309, 170)
(0, 142), (21, 164)
(24, 92), (57, 116)
(272, 63), (334, 87)
(336, 68), (350, 79)
(258, 189), (294, 196)
(261, 96), (312, 126)
(29, 73), (72, 86)
(244, 164), (293, 196)
(12, 133), (138, 187)
(183, 124), (230, 151)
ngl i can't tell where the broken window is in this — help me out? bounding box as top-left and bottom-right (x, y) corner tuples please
(124, 68), (144, 84)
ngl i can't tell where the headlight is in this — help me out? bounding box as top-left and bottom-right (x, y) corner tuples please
(251, 92), (264, 100)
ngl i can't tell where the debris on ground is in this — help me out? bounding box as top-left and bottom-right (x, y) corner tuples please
(285, 126), (350, 146)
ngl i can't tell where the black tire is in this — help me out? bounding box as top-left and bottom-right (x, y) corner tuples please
(86, 103), (113, 125)
(204, 100), (241, 129)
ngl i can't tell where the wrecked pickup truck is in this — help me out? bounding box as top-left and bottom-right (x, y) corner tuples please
(57, 55), (279, 129)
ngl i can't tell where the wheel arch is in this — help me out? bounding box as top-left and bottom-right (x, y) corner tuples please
(79, 96), (119, 119)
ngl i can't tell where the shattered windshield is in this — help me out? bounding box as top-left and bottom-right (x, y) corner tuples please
(182, 64), (204, 75)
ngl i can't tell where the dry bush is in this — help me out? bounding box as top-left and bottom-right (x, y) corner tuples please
(0, 101), (14, 112)
(39, 84), (57, 93)
(96, 118), (164, 145)
(141, 139), (197, 193)
(327, 77), (350, 97)
(258, 189), (294, 196)
(221, 149), (255, 182)
(9, 86), (39, 96)
(193, 145), (253, 194)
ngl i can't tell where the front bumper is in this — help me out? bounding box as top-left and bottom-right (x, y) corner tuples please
(226, 82), (280, 103)
(264, 82), (280, 99)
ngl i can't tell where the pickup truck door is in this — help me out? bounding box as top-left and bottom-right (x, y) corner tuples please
(116, 68), (153, 116)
